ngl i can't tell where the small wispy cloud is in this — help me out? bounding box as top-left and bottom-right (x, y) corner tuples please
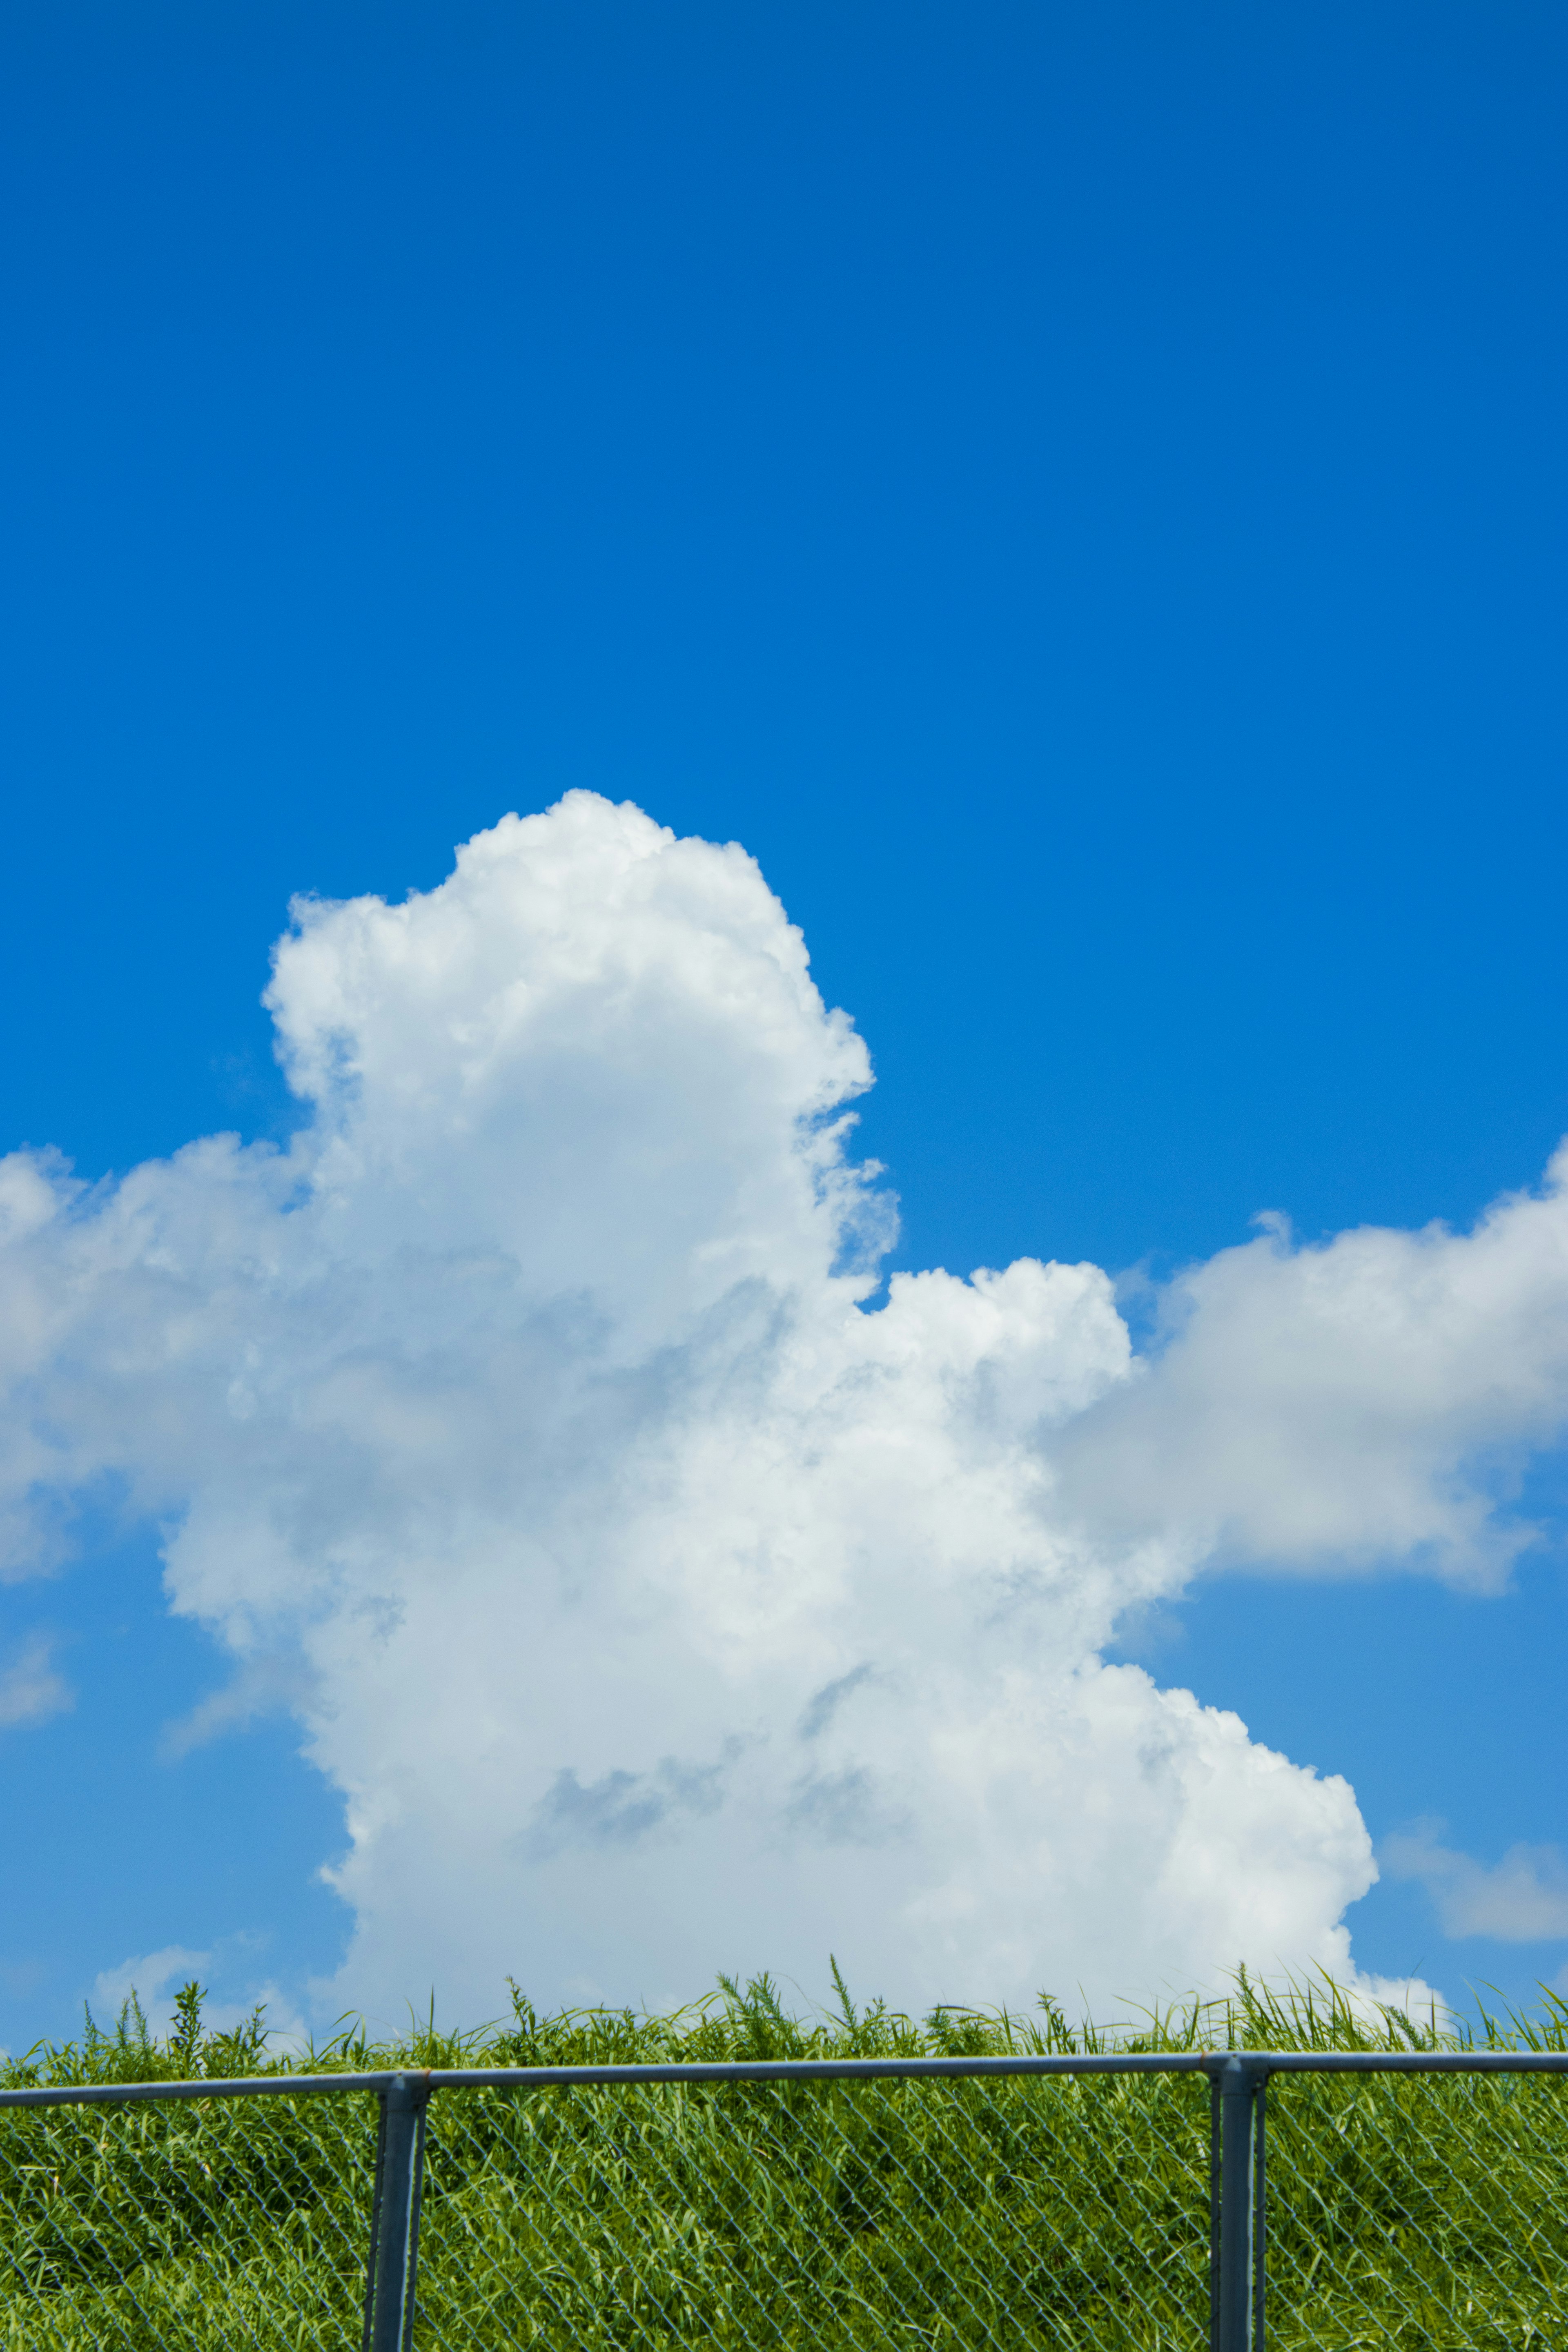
(89, 1940), (309, 2050)
(89, 1944), (213, 2021)
(160, 1653), (307, 1760)
(1381, 1820), (1568, 1942)
(0, 1633), (72, 1730)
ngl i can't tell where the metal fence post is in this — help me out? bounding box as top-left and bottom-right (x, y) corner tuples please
(364, 2071), (431, 2352)
(1212, 2055), (1268, 2352)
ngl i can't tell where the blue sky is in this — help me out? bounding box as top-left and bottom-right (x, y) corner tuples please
(2, 0), (1566, 2048)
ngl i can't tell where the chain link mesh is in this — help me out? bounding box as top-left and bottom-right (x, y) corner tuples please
(0, 2086), (380, 2348)
(1262, 2071), (1568, 2349)
(412, 2074), (1211, 2349)
(4, 2067), (1568, 2347)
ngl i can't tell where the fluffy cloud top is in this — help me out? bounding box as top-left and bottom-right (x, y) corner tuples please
(2, 793), (1564, 2022)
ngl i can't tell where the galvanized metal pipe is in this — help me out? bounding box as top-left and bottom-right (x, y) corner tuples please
(366, 2072), (430, 2352)
(1215, 2056), (1268, 2352)
(4, 2046), (1566, 2110)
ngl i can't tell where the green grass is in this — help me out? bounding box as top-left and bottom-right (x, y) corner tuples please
(2, 1970), (1566, 2348)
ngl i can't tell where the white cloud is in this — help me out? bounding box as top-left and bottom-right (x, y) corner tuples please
(89, 1945), (212, 2022)
(1054, 1178), (1568, 1590)
(1381, 1822), (1568, 1942)
(159, 1651), (308, 1760)
(3, 792), (1563, 2023)
(0, 1633), (72, 1729)
(89, 1942), (308, 2049)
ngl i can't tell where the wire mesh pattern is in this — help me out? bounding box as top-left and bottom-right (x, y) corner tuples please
(0, 2084), (379, 2349)
(413, 2073), (1212, 2349)
(1262, 2071), (1568, 2350)
(3, 2059), (1568, 2350)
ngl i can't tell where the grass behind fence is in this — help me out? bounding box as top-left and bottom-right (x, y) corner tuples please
(2, 1970), (1567, 2348)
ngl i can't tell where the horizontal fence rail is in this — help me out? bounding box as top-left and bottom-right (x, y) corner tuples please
(3, 2049), (1566, 2349)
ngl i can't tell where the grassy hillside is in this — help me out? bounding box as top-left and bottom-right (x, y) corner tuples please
(2, 1971), (1566, 2348)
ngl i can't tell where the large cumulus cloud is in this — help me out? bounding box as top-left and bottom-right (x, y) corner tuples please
(4, 793), (1564, 2020)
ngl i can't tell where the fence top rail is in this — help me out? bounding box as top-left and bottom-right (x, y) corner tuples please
(4, 2045), (1568, 2111)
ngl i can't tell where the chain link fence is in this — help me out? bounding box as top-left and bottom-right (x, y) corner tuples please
(1260, 2061), (1568, 2348)
(413, 2067), (1211, 2350)
(3, 2051), (1566, 2349)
